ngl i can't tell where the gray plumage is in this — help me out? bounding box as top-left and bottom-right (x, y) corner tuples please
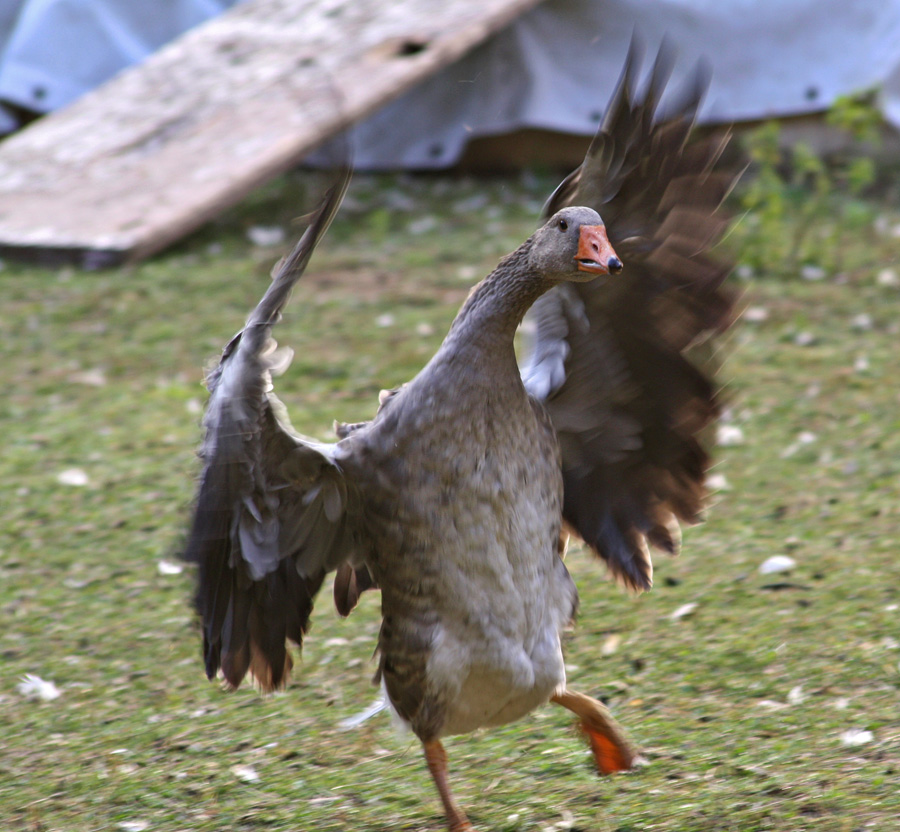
(184, 41), (739, 830)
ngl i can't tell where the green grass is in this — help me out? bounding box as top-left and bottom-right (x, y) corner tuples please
(1, 167), (899, 832)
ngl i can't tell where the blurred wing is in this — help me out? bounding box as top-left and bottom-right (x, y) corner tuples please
(522, 40), (739, 591)
(184, 167), (364, 691)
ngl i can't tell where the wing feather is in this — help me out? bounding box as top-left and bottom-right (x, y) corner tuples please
(524, 40), (739, 591)
(185, 167), (364, 691)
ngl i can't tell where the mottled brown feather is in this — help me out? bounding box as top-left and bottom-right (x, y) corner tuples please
(523, 39), (740, 591)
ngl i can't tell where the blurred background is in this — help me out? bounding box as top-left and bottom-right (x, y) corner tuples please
(1, 2), (898, 831)
(2, 0), (900, 157)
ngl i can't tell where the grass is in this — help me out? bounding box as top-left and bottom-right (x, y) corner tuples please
(1, 163), (899, 832)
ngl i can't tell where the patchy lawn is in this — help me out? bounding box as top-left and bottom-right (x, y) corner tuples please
(1, 166), (898, 832)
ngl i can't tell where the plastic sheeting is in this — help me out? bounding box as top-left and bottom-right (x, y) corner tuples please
(1, 0), (899, 165)
(335, 0), (900, 168)
(0, 0), (240, 115)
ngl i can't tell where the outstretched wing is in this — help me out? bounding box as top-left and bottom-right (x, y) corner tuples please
(522, 40), (739, 592)
(184, 167), (363, 691)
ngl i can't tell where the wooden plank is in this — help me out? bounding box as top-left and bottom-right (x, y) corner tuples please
(0, 0), (542, 267)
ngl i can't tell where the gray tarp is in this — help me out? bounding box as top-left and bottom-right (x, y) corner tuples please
(335, 0), (900, 168)
(2, 0), (900, 165)
(0, 0), (239, 131)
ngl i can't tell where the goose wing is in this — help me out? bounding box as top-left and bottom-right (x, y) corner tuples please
(522, 40), (739, 591)
(184, 167), (366, 690)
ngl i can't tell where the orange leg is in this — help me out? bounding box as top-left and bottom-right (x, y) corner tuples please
(551, 689), (636, 775)
(423, 739), (475, 832)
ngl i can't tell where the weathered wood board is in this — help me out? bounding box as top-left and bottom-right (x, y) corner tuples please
(0, 0), (542, 267)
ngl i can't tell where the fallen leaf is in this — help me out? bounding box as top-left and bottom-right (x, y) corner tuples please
(231, 764), (260, 783)
(850, 313), (873, 331)
(408, 215), (438, 235)
(246, 226), (285, 246)
(801, 265), (826, 281)
(670, 603), (698, 621)
(554, 809), (576, 830)
(68, 368), (107, 386)
(452, 194), (489, 214)
(781, 432), (816, 459)
(17, 674), (61, 701)
(57, 468), (89, 487)
(759, 555), (797, 575)
(787, 686), (805, 705)
(840, 728), (874, 746)
(338, 694), (387, 731)
(601, 634), (621, 656)
(383, 189), (416, 211)
(717, 425), (744, 447)
(744, 306), (769, 322)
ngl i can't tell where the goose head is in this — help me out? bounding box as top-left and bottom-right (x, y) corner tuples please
(529, 206), (623, 283)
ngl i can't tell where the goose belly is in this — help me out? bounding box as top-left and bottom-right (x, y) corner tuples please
(419, 474), (578, 738)
(358, 383), (577, 738)
(428, 579), (574, 737)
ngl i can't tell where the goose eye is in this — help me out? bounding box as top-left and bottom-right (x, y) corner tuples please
(557, 218), (568, 232)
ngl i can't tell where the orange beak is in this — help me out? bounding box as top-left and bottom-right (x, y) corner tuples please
(575, 224), (623, 275)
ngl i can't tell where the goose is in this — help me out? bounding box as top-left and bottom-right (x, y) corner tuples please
(184, 41), (737, 831)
